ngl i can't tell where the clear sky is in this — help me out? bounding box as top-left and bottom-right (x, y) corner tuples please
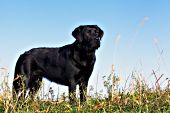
(0, 0), (170, 97)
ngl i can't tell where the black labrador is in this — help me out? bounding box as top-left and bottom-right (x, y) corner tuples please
(13, 25), (104, 101)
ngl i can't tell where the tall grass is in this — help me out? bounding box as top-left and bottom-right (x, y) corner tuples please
(0, 66), (169, 113)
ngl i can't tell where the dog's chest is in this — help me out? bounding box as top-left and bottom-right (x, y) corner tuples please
(72, 52), (95, 68)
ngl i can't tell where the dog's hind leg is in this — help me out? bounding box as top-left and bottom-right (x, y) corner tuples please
(13, 55), (43, 100)
(24, 69), (43, 99)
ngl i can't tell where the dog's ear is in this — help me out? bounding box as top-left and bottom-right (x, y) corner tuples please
(72, 26), (84, 42)
(99, 28), (104, 39)
(96, 25), (104, 39)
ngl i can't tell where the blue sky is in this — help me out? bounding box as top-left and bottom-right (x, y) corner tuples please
(0, 0), (170, 97)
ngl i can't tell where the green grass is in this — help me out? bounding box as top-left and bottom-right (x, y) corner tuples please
(0, 70), (170, 113)
(0, 90), (169, 113)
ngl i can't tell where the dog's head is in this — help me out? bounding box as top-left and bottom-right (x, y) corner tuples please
(72, 25), (104, 51)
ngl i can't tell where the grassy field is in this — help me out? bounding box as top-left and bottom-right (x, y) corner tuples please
(0, 68), (170, 113)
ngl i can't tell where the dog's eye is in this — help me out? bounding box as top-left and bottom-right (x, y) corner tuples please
(87, 30), (91, 33)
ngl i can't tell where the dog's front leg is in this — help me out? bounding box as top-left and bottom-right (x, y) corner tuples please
(68, 81), (76, 103)
(79, 81), (88, 102)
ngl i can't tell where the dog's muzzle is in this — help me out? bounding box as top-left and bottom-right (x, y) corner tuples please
(95, 37), (101, 41)
(93, 37), (101, 49)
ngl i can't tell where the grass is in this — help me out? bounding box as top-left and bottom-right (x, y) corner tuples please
(0, 68), (170, 113)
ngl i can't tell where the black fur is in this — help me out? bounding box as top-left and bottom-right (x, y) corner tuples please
(13, 25), (104, 101)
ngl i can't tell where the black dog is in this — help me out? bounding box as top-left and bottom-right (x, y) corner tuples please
(13, 25), (104, 101)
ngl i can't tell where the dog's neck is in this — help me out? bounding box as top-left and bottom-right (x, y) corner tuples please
(73, 40), (96, 55)
(71, 41), (96, 68)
